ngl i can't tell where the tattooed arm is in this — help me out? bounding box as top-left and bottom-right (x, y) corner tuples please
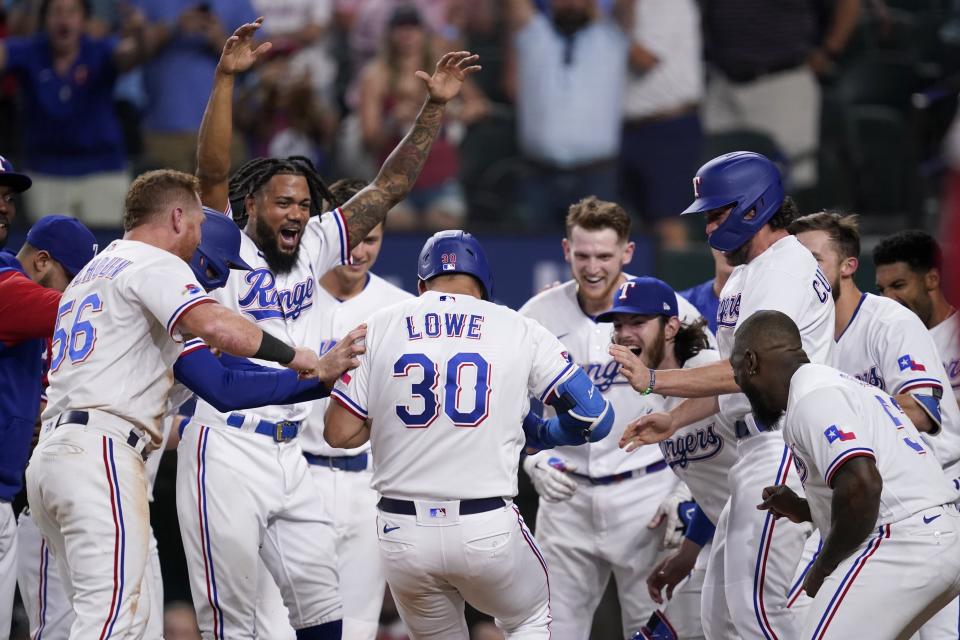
(340, 51), (481, 249)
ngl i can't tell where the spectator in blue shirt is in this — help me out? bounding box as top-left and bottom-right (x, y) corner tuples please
(0, 0), (146, 227)
(678, 247), (732, 334)
(134, 0), (256, 172)
(505, 0), (631, 230)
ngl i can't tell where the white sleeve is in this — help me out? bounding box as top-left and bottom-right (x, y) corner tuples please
(331, 338), (371, 419)
(526, 319), (577, 403)
(129, 255), (212, 342)
(791, 387), (877, 487)
(634, 0), (681, 58)
(876, 316), (948, 397)
(305, 208), (351, 276)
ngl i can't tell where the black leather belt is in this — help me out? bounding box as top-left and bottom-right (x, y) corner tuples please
(53, 410), (148, 460)
(721, 60), (806, 84)
(378, 497), (505, 516)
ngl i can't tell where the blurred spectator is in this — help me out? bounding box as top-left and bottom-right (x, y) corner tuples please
(134, 0), (255, 172)
(358, 4), (482, 230)
(0, 0), (146, 226)
(700, 0), (861, 190)
(620, 0), (702, 249)
(235, 56), (339, 172)
(505, 0), (630, 230)
(249, 0), (338, 101)
(0, 155), (32, 247)
(164, 601), (201, 640)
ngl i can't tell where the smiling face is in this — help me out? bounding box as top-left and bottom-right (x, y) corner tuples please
(247, 173), (311, 275)
(335, 223), (384, 286)
(0, 185), (17, 248)
(562, 225), (634, 311)
(611, 314), (667, 369)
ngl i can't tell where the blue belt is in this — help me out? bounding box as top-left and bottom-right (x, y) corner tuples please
(569, 459), (668, 485)
(226, 413), (300, 442)
(378, 497), (505, 516)
(53, 410), (148, 460)
(304, 452), (369, 472)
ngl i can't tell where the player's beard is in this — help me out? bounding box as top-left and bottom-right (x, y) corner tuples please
(722, 241), (751, 267)
(256, 215), (300, 275)
(742, 386), (784, 430)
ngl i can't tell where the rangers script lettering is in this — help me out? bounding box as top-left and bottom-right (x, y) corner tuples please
(238, 268), (315, 321)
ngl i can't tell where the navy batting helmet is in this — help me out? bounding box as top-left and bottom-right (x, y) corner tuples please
(682, 151), (784, 252)
(190, 207), (253, 291)
(417, 230), (494, 300)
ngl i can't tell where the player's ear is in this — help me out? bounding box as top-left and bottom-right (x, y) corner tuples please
(417, 279), (427, 296)
(561, 238), (571, 264)
(925, 267), (940, 292)
(621, 240), (635, 266)
(664, 316), (680, 342)
(840, 256), (858, 279)
(171, 206), (184, 234)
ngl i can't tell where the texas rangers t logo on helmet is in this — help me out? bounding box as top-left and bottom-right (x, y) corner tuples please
(692, 176), (702, 198)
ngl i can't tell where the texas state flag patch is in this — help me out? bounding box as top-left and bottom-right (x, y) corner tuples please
(183, 283), (202, 295)
(898, 354), (927, 372)
(824, 425), (857, 443)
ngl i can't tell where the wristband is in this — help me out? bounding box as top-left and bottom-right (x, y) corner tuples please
(254, 331), (296, 365)
(640, 368), (656, 395)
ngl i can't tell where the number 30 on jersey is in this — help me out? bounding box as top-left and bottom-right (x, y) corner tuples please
(393, 352), (492, 428)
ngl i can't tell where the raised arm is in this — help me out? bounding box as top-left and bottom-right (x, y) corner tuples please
(610, 345), (741, 397)
(196, 19), (272, 212)
(338, 51), (480, 249)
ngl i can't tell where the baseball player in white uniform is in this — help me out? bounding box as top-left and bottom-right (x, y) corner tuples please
(595, 276), (738, 640)
(25, 170), (328, 639)
(17, 208), (344, 640)
(184, 20), (479, 639)
(299, 217), (412, 639)
(737, 310), (960, 639)
(618, 152), (834, 640)
(324, 230), (616, 639)
(519, 197), (710, 639)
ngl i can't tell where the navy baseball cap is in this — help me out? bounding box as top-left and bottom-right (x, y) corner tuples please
(596, 276), (678, 323)
(0, 155), (32, 193)
(27, 215), (98, 277)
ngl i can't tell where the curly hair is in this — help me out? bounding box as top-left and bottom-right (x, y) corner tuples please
(227, 156), (336, 228)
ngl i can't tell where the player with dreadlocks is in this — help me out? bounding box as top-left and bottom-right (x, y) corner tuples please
(174, 18), (482, 640)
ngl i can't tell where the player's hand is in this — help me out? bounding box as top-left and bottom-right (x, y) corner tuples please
(802, 560), (830, 598)
(646, 540), (699, 604)
(287, 346), (323, 378)
(217, 18), (272, 76)
(523, 455), (578, 502)
(608, 344), (653, 394)
(416, 51), (481, 104)
(756, 485), (811, 524)
(648, 483), (693, 549)
(316, 325), (367, 385)
(620, 412), (675, 451)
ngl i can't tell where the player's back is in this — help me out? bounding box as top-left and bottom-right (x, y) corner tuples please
(337, 291), (575, 500)
(42, 239), (211, 444)
(785, 363), (957, 533)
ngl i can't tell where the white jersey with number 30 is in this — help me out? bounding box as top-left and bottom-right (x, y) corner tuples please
(716, 235), (836, 435)
(332, 291), (578, 500)
(41, 239), (211, 445)
(784, 364), (957, 535)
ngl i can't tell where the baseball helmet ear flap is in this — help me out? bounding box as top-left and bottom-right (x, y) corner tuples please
(681, 151), (785, 252)
(190, 208), (253, 291)
(417, 230), (494, 300)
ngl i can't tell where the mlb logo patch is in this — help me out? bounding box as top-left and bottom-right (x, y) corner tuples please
(442, 263), (456, 271)
(184, 283), (202, 295)
(824, 425), (856, 444)
(898, 355), (926, 372)
(429, 507), (447, 518)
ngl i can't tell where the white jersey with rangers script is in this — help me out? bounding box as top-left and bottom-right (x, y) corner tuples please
(716, 235), (836, 436)
(192, 208), (350, 429)
(301, 273), (413, 456)
(836, 293), (960, 470)
(931, 310), (960, 394)
(784, 364), (957, 535)
(332, 290), (579, 500)
(41, 239), (211, 446)
(519, 278), (714, 475)
(658, 349), (736, 523)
